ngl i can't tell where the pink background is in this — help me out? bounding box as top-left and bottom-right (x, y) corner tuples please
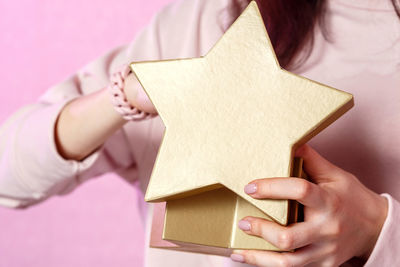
(0, 1), (174, 266)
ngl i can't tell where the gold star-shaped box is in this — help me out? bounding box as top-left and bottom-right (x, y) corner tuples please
(130, 1), (353, 256)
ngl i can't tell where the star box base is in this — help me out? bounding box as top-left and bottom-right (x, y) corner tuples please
(150, 157), (307, 256)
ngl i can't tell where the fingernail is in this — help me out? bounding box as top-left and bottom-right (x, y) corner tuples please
(244, 183), (257, 194)
(230, 253), (245, 263)
(238, 220), (251, 231)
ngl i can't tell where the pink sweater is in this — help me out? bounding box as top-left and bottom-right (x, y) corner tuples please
(0, 0), (399, 266)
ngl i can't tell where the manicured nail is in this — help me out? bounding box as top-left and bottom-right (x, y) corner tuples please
(244, 183), (257, 194)
(238, 220), (251, 231)
(230, 253), (245, 263)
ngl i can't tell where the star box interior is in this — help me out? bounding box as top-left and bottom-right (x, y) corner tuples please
(130, 1), (354, 256)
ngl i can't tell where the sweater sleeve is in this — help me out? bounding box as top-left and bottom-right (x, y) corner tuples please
(0, 0), (233, 209)
(0, 7), (168, 208)
(0, 0), (231, 209)
(0, 48), (138, 208)
(363, 194), (400, 266)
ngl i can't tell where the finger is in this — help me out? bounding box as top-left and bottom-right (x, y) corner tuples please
(124, 73), (158, 114)
(295, 144), (341, 182)
(231, 249), (294, 267)
(238, 217), (320, 251)
(231, 244), (330, 267)
(245, 177), (325, 208)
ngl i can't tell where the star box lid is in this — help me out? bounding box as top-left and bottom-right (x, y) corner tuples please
(130, 1), (354, 225)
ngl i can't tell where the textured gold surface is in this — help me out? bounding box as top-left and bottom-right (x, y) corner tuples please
(162, 158), (304, 252)
(131, 1), (353, 225)
(164, 187), (235, 248)
(232, 194), (279, 250)
(164, 187), (280, 250)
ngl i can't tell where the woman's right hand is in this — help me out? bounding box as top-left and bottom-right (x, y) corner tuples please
(56, 72), (157, 161)
(124, 73), (158, 114)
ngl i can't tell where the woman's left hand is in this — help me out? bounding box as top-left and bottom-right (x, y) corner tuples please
(230, 144), (388, 267)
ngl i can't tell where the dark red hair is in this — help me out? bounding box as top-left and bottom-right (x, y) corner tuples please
(230, 0), (400, 70)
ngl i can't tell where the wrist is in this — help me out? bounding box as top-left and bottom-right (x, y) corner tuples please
(359, 194), (388, 260)
(56, 88), (127, 161)
(108, 65), (156, 120)
(99, 87), (128, 126)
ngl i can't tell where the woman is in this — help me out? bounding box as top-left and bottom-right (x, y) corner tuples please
(0, 0), (399, 266)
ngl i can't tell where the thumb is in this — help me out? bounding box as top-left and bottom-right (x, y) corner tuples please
(295, 144), (340, 182)
(124, 73), (158, 114)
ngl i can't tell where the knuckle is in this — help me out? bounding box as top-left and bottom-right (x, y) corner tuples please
(277, 255), (292, 267)
(296, 180), (312, 200)
(321, 258), (337, 267)
(327, 194), (342, 214)
(250, 219), (263, 236)
(327, 243), (340, 255)
(330, 221), (343, 237)
(323, 220), (343, 239)
(277, 231), (294, 250)
(242, 250), (256, 265)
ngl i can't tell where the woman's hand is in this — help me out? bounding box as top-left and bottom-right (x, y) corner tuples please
(55, 72), (157, 161)
(230, 144), (388, 267)
(124, 73), (157, 114)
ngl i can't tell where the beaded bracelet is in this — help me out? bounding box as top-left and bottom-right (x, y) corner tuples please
(108, 64), (156, 121)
